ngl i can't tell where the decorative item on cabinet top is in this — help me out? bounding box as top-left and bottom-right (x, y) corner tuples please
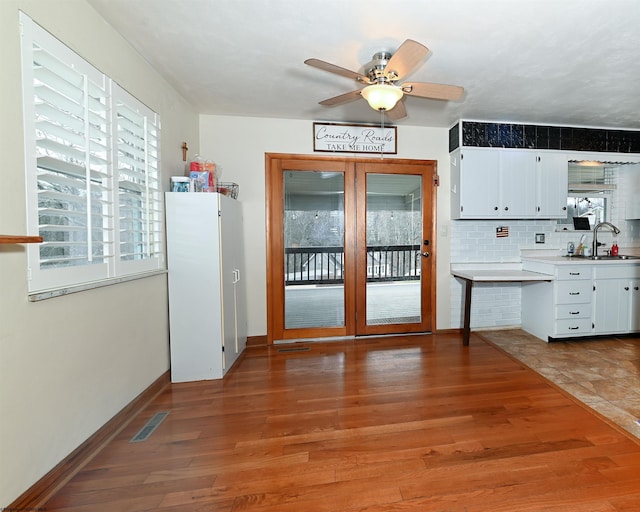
(216, 183), (239, 199)
(170, 175), (239, 199)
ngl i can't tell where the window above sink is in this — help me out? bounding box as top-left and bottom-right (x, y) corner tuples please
(557, 160), (617, 230)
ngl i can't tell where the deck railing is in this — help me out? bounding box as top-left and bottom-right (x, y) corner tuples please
(285, 245), (420, 285)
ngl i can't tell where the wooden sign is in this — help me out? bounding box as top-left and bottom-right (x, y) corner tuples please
(313, 122), (397, 154)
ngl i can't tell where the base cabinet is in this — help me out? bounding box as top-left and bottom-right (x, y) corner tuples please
(522, 261), (640, 341)
(593, 266), (640, 334)
(631, 280), (640, 331)
(522, 264), (592, 341)
(165, 192), (246, 382)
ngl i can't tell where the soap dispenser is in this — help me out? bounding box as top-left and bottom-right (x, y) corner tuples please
(611, 240), (618, 256)
(611, 236), (619, 256)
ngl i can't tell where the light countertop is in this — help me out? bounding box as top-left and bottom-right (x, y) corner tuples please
(451, 268), (555, 282)
(521, 254), (640, 265)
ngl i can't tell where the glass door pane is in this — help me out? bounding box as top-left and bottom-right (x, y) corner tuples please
(365, 173), (422, 325)
(284, 170), (345, 329)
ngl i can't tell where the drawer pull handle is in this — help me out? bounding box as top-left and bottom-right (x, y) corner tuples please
(569, 292), (580, 295)
(569, 272), (581, 276)
(568, 326), (580, 330)
(569, 311), (580, 315)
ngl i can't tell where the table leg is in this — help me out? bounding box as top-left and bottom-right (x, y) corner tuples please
(462, 279), (473, 346)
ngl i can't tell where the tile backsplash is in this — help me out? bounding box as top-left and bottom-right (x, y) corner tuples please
(450, 120), (640, 153)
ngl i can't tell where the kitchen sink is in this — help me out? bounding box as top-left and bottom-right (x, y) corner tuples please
(588, 255), (640, 260)
(563, 254), (640, 260)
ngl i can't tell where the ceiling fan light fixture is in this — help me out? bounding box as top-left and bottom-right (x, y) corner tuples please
(361, 84), (403, 111)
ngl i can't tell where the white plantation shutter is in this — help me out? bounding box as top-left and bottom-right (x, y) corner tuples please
(113, 87), (163, 274)
(21, 13), (163, 294)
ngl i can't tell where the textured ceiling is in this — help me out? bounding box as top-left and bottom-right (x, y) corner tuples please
(86, 0), (640, 129)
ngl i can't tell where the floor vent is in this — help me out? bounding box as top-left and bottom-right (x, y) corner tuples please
(277, 347), (311, 353)
(130, 411), (169, 443)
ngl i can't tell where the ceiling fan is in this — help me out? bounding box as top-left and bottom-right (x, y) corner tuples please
(304, 39), (464, 121)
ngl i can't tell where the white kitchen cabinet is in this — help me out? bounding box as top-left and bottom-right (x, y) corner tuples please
(522, 259), (640, 341)
(451, 148), (498, 218)
(593, 265), (640, 334)
(451, 148), (569, 219)
(165, 192), (246, 382)
(500, 150), (537, 217)
(522, 263), (593, 341)
(535, 152), (569, 218)
(451, 148), (537, 218)
(631, 280), (640, 331)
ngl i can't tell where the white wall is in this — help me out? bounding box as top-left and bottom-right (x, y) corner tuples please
(0, 0), (199, 506)
(199, 116), (640, 337)
(199, 116), (454, 336)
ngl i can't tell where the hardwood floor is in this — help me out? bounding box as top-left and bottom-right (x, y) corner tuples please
(479, 329), (640, 441)
(44, 333), (640, 511)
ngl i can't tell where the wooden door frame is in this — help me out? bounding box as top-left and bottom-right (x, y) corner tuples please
(265, 153), (437, 344)
(265, 154), (355, 343)
(354, 159), (437, 336)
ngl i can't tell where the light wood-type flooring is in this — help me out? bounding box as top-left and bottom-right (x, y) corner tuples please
(44, 332), (640, 511)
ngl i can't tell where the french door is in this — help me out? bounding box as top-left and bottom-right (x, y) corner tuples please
(266, 154), (436, 343)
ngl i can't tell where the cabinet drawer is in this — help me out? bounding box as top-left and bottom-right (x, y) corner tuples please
(555, 304), (591, 319)
(555, 280), (592, 304)
(555, 318), (592, 335)
(593, 265), (640, 280)
(557, 266), (591, 280)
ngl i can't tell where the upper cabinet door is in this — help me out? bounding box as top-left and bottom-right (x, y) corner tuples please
(451, 147), (569, 220)
(453, 148), (500, 218)
(499, 149), (537, 218)
(536, 152), (569, 218)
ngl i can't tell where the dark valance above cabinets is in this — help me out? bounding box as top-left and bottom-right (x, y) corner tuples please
(449, 121), (640, 154)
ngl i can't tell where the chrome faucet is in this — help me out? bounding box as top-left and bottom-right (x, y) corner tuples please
(592, 222), (621, 257)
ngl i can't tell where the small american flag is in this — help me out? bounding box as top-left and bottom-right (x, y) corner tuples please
(496, 226), (509, 238)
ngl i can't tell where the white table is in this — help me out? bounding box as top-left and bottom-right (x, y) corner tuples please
(451, 269), (555, 345)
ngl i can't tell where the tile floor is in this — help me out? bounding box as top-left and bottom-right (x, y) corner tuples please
(477, 329), (640, 441)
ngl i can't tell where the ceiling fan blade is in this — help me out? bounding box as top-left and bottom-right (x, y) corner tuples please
(384, 39), (429, 80)
(318, 89), (362, 107)
(401, 82), (464, 101)
(304, 58), (372, 84)
(385, 100), (407, 121)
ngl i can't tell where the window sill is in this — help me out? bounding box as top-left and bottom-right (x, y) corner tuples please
(555, 226), (593, 233)
(0, 235), (43, 244)
(28, 269), (167, 302)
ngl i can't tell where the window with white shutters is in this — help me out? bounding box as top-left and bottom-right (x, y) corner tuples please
(20, 13), (163, 295)
(113, 87), (163, 275)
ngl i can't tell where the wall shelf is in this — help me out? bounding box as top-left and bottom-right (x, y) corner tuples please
(0, 235), (43, 244)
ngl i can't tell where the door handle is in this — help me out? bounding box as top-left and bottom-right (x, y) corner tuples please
(421, 251), (430, 258)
